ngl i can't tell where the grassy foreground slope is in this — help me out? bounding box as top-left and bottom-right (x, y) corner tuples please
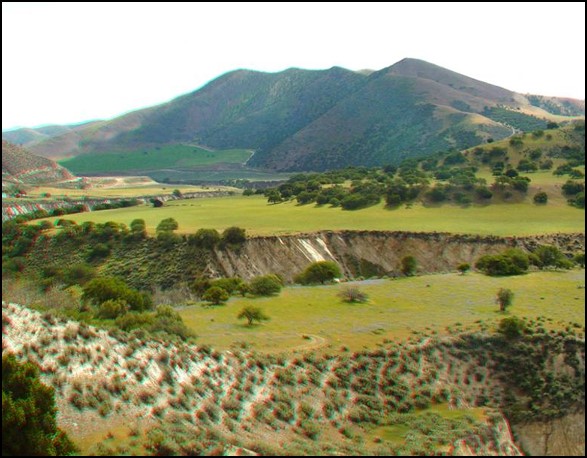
(179, 270), (585, 353)
(41, 193), (584, 236)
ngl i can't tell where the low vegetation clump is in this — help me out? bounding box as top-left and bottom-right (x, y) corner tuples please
(202, 286), (230, 305)
(248, 274), (283, 296)
(475, 249), (530, 276)
(400, 256), (418, 276)
(338, 286), (369, 303)
(295, 261), (342, 285)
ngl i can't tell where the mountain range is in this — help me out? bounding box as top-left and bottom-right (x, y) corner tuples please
(3, 58), (584, 173)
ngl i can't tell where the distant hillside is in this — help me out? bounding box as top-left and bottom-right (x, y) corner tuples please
(2, 121), (101, 149)
(2, 140), (74, 186)
(5, 58), (584, 172)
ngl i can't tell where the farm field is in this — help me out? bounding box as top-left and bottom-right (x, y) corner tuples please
(41, 193), (585, 236)
(58, 145), (253, 174)
(178, 270), (585, 353)
(24, 182), (236, 200)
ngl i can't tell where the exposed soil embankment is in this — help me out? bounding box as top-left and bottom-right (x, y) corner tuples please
(212, 231), (585, 281)
(513, 411), (585, 456)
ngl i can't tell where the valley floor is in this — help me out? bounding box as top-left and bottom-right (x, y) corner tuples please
(179, 270), (585, 353)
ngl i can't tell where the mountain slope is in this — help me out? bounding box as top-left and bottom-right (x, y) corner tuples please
(2, 121), (102, 149)
(2, 140), (74, 185)
(6, 58), (584, 172)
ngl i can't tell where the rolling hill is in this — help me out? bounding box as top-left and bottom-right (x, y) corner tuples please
(3, 58), (584, 173)
(2, 140), (74, 186)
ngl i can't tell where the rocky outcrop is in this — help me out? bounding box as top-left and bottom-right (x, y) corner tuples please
(211, 231), (585, 281)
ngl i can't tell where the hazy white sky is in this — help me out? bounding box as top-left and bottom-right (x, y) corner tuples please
(2, 2), (585, 130)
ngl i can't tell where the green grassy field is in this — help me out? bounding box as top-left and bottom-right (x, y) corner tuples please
(178, 270), (585, 353)
(41, 193), (584, 236)
(59, 145), (252, 174)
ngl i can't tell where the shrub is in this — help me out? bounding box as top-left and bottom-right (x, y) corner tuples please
(457, 263), (471, 275)
(401, 256), (417, 276)
(82, 277), (152, 311)
(187, 228), (220, 249)
(156, 218), (178, 233)
(249, 275), (282, 296)
(533, 245), (573, 269)
(533, 192), (548, 204)
(476, 249), (529, 276)
(221, 226), (246, 246)
(498, 316), (526, 338)
(97, 299), (129, 319)
(209, 277), (245, 295)
(129, 219), (147, 239)
(86, 243), (111, 261)
(295, 261), (342, 284)
(338, 287), (369, 303)
(2, 354), (77, 456)
(202, 286), (229, 305)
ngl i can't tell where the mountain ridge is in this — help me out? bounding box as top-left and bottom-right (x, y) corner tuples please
(4, 58), (584, 172)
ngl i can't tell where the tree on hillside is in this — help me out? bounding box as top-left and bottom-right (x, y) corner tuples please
(295, 261), (342, 284)
(237, 306), (269, 326)
(2, 354), (77, 456)
(496, 288), (514, 312)
(172, 189), (182, 198)
(202, 286), (229, 305)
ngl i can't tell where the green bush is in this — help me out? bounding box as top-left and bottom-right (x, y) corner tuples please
(498, 316), (527, 338)
(249, 274), (282, 296)
(533, 245), (573, 269)
(82, 277), (152, 311)
(202, 286), (229, 305)
(476, 249), (529, 276)
(401, 256), (418, 276)
(187, 228), (220, 249)
(221, 226), (247, 246)
(533, 192), (548, 204)
(2, 354), (77, 456)
(96, 299), (129, 319)
(295, 261), (342, 284)
(210, 277), (245, 295)
(156, 217), (178, 233)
